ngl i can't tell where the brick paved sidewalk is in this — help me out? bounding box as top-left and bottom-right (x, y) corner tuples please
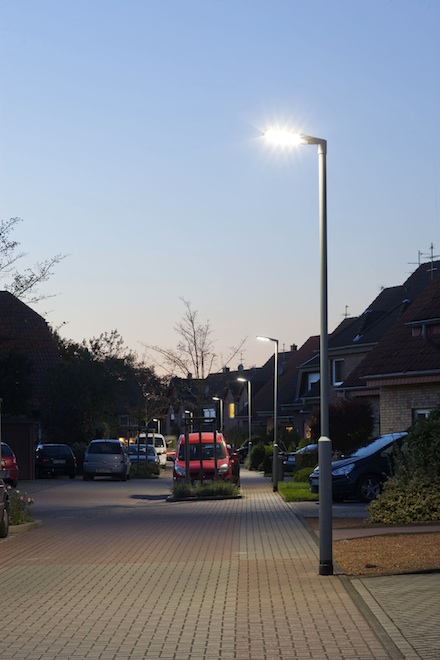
(0, 470), (399, 659)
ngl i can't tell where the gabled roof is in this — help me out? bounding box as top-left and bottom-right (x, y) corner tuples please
(251, 337), (320, 416)
(331, 261), (440, 349)
(341, 270), (440, 387)
(0, 291), (60, 410)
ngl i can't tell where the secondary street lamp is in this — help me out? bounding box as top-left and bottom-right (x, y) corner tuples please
(237, 377), (252, 459)
(257, 335), (279, 491)
(212, 396), (223, 433)
(264, 127), (333, 576)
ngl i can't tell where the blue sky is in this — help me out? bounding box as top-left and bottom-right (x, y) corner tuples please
(1, 0), (440, 372)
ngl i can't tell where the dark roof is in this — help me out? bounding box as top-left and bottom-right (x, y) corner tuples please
(251, 337), (320, 416)
(0, 291), (60, 410)
(341, 270), (440, 386)
(330, 261), (440, 350)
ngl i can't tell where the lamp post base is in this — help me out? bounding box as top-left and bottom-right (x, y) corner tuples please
(319, 561), (334, 576)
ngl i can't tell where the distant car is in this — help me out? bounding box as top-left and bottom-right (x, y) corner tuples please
(1, 442), (19, 487)
(138, 433), (168, 467)
(282, 452), (297, 473)
(173, 432), (238, 484)
(166, 448), (176, 462)
(309, 432), (407, 502)
(0, 478), (9, 538)
(35, 443), (76, 479)
(128, 443), (160, 475)
(83, 439), (131, 481)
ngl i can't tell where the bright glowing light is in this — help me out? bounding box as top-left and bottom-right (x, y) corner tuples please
(263, 128), (304, 147)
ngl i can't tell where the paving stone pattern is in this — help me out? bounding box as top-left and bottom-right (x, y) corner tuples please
(1, 471), (394, 659)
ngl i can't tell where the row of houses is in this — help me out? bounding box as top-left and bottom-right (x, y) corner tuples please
(163, 260), (440, 441)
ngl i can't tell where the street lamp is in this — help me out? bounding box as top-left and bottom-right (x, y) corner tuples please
(237, 377), (252, 458)
(263, 127), (333, 576)
(212, 396), (223, 433)
(257, 335), (279, 491)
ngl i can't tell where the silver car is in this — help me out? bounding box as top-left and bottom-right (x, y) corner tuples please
(83, 439), (131, 481)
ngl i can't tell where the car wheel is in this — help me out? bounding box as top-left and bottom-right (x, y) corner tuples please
(83, 474), (93, 481)
(357, 474), (382, 502)
(0, 507), (9, 538)
(120, 473), (127, 482)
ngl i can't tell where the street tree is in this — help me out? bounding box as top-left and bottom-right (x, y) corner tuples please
(0, 217), (66, 303)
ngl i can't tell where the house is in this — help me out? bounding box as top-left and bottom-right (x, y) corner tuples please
(293, 261), (440, 434)
(339, 268), (440, 434)
(0, 291), (60, 478)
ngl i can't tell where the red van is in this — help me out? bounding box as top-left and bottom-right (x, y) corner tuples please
(173, 432), (238, 484)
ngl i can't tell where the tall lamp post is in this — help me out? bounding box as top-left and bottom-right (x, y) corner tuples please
(264, 127), (333, 576)
(237, 377), (252, 459)
(212, 396), (223, 433)
(257, 335), (279, 491)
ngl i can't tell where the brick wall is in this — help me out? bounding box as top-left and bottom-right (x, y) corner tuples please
(380, 384), (440, 433)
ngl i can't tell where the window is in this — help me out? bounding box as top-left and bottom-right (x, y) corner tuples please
(413, 409), (431, 422)
(228, 402), (235, 419)
(332, 359), (344, 386)
(307, 373), (319, 390)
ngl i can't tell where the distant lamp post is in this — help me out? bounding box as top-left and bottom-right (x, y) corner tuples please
(257, 335), (279, 491)
(212, 396), (223, 433)
(237, 377), (252, 458)
(263, 126), (333, 576)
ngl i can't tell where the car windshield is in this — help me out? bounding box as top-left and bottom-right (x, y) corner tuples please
(178, 442), (227, 461)
(129, 445), (147, 455)
(88, 442), (122, 455)
(342, 434), (404, 459)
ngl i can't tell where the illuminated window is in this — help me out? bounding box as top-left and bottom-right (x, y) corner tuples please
(229, 403), (235, 419)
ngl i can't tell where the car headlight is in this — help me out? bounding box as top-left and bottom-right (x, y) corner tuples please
(218, 463), (229, 474)
(174, 464), (186, 477)
(332, 463), (355, 477)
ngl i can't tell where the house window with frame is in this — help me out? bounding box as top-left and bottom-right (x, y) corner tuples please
(228, 403), (235, 419)
(413, 408), (431, 422)
(332, 359), (344, 386)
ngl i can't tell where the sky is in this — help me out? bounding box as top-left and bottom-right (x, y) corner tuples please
(1, 0), (440, 374)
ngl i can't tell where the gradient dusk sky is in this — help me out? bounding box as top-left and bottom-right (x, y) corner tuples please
(1, 0), (439, 372)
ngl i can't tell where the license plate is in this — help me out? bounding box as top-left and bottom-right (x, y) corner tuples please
(53, 460), (66, 465)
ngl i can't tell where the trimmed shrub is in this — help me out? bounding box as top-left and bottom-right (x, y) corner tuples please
(367, 475), (440, 524)
(293, 467), (314, 483)
(171, 481), (240, 499)
(249, 441), (266, 471)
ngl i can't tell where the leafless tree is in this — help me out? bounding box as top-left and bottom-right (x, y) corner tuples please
(0, 217), (66, 303)
(146, 298), (246, 379)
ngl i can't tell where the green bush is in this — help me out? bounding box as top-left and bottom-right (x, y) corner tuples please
(249, 441), (266, 471)
(171, 481), (240, 499)
(129, 463), (159, 478)
(367, 475), (440, 524)
(293, 467), (314, 483)
(7, 487), (34, 525)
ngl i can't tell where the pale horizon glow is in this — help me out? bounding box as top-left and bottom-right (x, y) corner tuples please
(1, 1), (439, 377)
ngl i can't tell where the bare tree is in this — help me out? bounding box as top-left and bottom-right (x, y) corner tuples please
(0, 217), (66, 303)
(146, 298), (246, 379)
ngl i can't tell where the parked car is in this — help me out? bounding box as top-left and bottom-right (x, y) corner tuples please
(173, 432), (239, 484)
(282, 452), (297, 473)
(1, 442), (19, 487)
(83, 439), (131, 481)
(0, 478), (9, 538)
(309, 432), (407, 502)
(139, 433), (168, 467)
(35, 443), (76, 479)
(283, 444), (318, 474)
(166, 448), (176, 462)
(128, 443), (160, 475)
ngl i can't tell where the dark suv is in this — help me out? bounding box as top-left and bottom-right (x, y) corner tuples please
(35, 444), (77, 479)
(0, 478), (9, 538)
(309, 432), (407, 502)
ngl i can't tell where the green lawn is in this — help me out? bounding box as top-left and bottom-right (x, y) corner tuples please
(278, 481), (319, 502)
